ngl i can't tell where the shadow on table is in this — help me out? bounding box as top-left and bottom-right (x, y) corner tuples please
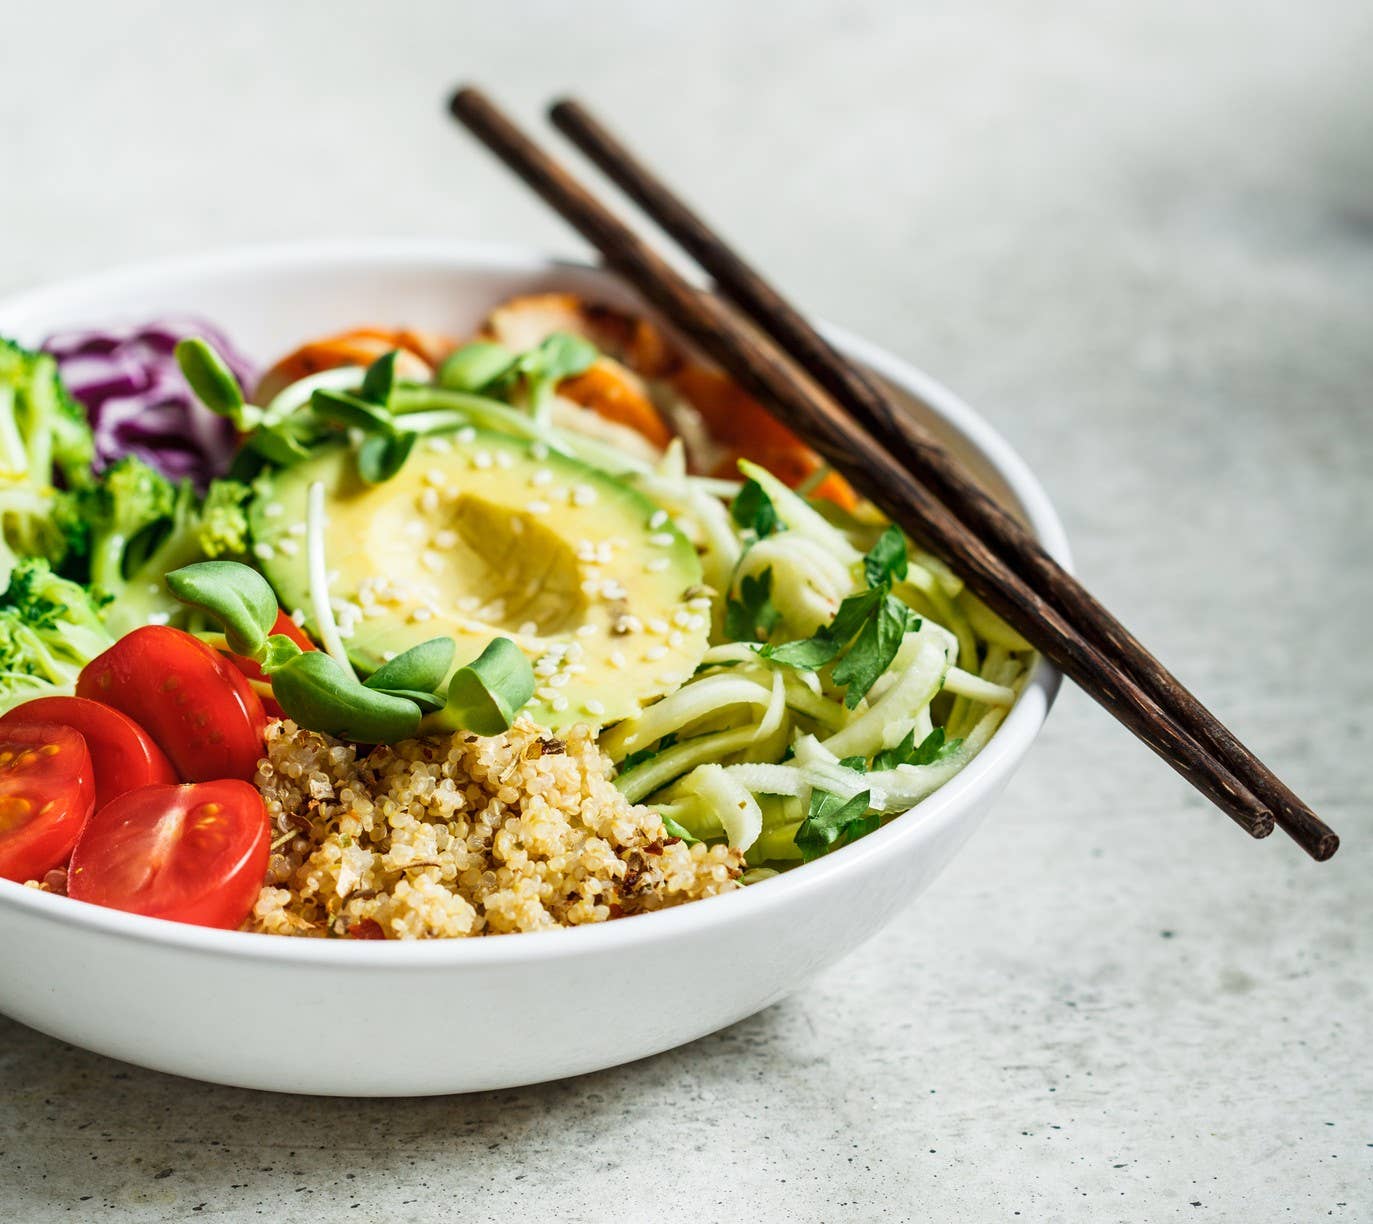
(2, 995), (880, 1214)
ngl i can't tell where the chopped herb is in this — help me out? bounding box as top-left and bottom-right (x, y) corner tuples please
(831, 596), (920, 708)
(872, 726), (963, 771)
(863, 524), (909, 588)
(837, 755), (867, 772)
(724, 568), (781, 642)
(758, 586), (919, 707)
(730, 478), (781, 539)
(794, 788), (877, 862)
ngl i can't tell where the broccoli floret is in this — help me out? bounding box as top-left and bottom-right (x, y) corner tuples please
(85, 459), (254, 636)
(0, 558), (113, 712)
(81, 455), (178, 597)
(0, 340), (96, 587)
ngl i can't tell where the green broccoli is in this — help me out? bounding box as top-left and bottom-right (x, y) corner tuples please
(82, 455), (253, 636)
(0, 558), (113, 712)
(0, 339), (96, 587)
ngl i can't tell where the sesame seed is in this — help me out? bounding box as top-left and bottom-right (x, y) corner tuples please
(263, 502), (285, 518)
(550, 695), (569, 712)
(381, 650), (399, 662)
(253, 542), (275, 561)
(423, 469), (446, 487)
(472, 450), (493, 469)
(571, 484), (597, 507)
(647, 618), (670, 635)
(434, 529), (458, 549)
(645, 645), (668, 661)
(288, 522), (308, 537)
(527, 500), (551, 515)
(609, 650), (626, 668)
(530, 442), (549, 460)
(672, 610), (693, 628)
(585, 699), (606, 717)
(547, 673), (569, 688)
(576, 623), (598, 638)
(668, 631), (684, 648)
(496, 451), (514, 469)
(686, 614), (707, 631)
(456, 426), (477, 444)
(420, 550), (443, 572)
(645, 557), (671, 573)
(648, 510), (668, 529)
(290, 608), (307, 626)
(425, 435), (452, 453)
(649, 532), (675, 547)
(531, 469), (554, 487)
(518, 621), (538, 636)
(147, 611), (171, 625)
(410, 607), (434, 622)
(536, 686), (558, 702)
(277, 538), (300, 557)
(419, 488), (440, 514)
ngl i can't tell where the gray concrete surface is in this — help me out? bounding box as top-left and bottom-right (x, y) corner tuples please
(2, 1), (1370, 1220)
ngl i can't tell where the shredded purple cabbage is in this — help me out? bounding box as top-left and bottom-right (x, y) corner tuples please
(43, 320), (256, 488)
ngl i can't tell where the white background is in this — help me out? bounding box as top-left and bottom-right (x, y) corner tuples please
(2, 1), (1370, 1220)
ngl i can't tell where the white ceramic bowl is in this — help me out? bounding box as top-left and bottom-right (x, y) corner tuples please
(0, 241), (1068, 1095)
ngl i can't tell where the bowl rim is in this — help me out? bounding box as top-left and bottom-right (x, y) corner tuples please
(0, 238), (1069, 967)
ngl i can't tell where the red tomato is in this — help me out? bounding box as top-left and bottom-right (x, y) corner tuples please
(226, 610), (315, 718)
(67, 780), (270, 928)
(0, 696), (177, 809)
(0, 725), (95, 883)
(77, 626), (267, 783)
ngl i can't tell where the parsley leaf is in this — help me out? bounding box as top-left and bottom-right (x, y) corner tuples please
(871, 726), (963, 771)
(837, 755), (868, 772)
(758, 587), (882, 671)
(730, 479), (781, 539)
(725, 568), (781, 642)
(831, 595), (920, 708)
(863, 525), (909, 588)
(794, 788), (877, 862)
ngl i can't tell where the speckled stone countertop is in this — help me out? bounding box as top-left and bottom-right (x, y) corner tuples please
(1, 2), (1369, 1219)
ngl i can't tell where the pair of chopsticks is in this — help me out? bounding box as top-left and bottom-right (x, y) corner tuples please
(447, 86), (1337, 861)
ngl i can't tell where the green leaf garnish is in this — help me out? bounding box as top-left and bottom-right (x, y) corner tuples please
(175, 338), (255, 429)
(831, 596), (920, 708)
(360, 349), (400, 406)
(310, 388), (397, 435)
(794, 788), (876, 862)
(437, 341), (517, 393)
(164, 560), (279, 656)
(729, 478), (781, 539)
(364, 637), (455, 695)
(871, 727), (963, 772)
(863, 525), (909, 588)
(619, 732), (678, 774)
(659, 811), (699, 845)
(443, 637), (536, 736)
(837, 755), (867, 772)
(356, 430), (417, 484)
(724, 568), (781, 643)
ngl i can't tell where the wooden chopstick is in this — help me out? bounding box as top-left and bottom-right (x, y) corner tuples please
(546, 100), (1338, 862)
(447, 86), (1277, 845)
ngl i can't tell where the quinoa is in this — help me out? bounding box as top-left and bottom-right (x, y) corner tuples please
(246, 717), (743, 939)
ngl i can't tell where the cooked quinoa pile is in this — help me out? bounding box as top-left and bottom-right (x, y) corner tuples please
(247, 718), (743, 939)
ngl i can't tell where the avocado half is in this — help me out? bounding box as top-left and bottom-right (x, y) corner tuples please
(248, 431), (708, 731)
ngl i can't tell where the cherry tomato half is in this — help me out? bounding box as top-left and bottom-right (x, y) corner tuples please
(77, 626), (268, 783)
(227, 610), (315, 718)
(68, 780), (269, 928)
(0, 696), (177, 810)
(0, 725), (95, 883)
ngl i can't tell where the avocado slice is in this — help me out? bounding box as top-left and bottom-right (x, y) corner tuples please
(248, 431), (708, 731)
